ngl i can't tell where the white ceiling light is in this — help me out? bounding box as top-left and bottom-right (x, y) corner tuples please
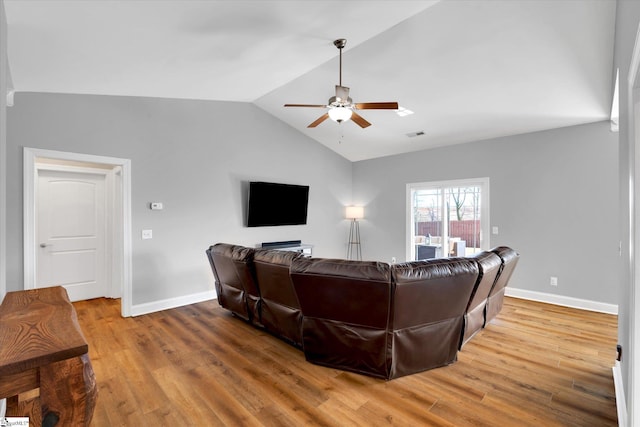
(396, 106), (414, 117)
(328, 107), (353, 123)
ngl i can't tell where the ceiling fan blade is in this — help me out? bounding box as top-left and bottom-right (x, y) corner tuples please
(351, 112), (372, 128)
(284, 104), (327, 108)
(354, 102), (399, 110)
(308, 113), (330, 128)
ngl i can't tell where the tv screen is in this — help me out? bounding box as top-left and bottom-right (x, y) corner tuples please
(247, 181), (309, 227)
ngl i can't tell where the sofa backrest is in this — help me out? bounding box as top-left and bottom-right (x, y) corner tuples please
(291, 258), (393, 328)
(391, 258), (479, 329)
(389, 257), (479, 377)
(253, 249), (303, 346)
(467, 251), (502, 311)
(290, 257), (393, 378)
(206, 243), (260, 323)
(489, 246), (520, 298)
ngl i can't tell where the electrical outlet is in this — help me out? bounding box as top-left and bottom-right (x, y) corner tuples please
(391, 257), (397, 264)
(550, 276), (558, 287)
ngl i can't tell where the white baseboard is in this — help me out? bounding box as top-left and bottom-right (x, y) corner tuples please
(613, 361), (628, 427)
(130, 290), (216, 317)
(505, 287), (618, 315)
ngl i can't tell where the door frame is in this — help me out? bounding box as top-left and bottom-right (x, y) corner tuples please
(23, 148), (133, 317)
(627, 21), (640, 424)
(406, 177), (490, 262)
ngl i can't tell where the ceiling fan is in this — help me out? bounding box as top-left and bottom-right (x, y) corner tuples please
(284, 39), (399, 129)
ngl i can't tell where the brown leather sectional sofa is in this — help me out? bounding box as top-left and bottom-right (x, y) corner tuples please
(206, 243), (519, 380)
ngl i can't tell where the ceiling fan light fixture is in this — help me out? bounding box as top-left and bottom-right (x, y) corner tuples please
(284, 38), (398, 129)
(328, 107), (353, 123)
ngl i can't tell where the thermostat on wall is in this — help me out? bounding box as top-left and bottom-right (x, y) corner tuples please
(150, 202), (163, 210)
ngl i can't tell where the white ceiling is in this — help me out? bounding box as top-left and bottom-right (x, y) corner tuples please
(4, 0), (617, 161)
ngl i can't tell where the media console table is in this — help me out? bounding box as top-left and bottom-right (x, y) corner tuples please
(0, 286), (97, 426)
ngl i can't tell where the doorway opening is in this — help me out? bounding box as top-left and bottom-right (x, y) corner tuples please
(23, 148), (132, 317)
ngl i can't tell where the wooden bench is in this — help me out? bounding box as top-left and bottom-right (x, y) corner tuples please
(0, 286), (97, 426)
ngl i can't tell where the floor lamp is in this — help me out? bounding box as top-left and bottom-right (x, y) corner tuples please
(346, 206), (364, 260)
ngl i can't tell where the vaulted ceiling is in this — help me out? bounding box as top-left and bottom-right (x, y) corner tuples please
(4, 0), (616, 161)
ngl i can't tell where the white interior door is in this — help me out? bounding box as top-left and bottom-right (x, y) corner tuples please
(37, 169), (107, 301)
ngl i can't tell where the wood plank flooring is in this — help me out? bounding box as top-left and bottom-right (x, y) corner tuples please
(73, 297), (618, 426)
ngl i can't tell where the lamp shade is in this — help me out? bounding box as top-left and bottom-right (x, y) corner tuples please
(328, 107), (353, 123)
(345, 206), (364, 220)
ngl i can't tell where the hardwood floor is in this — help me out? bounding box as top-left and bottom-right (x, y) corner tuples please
(73, 296), (618, 426)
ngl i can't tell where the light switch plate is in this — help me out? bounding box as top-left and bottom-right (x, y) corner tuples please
(492, 226), (499, 235)
(142, 229), (153, 239)
(150, 202), (163, 210)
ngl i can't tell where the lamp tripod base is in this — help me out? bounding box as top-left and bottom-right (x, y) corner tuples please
(346, 219), (362, 260)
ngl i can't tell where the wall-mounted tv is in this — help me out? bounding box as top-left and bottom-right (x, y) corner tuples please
(247, 181), (309, 227)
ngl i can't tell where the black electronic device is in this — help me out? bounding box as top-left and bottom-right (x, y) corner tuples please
(247, 182), (309, 227)
(261, 240), (302, 248)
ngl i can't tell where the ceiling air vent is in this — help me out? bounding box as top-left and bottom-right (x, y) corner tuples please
(406, 131), (425, 138)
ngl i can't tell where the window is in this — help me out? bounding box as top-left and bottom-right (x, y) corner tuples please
(407, 178), (489, 261)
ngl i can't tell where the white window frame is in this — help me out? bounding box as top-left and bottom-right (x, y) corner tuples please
(406, 177), (490, 262)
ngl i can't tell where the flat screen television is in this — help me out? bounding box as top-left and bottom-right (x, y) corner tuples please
(247, 181), (309, 227)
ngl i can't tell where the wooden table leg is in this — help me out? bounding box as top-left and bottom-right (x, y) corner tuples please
(39, 354), (97, 426)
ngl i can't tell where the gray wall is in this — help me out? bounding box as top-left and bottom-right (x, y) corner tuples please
(614, 0), (640, 415)
(353, 121), (619, 304)
(7, 93), (353, 305)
